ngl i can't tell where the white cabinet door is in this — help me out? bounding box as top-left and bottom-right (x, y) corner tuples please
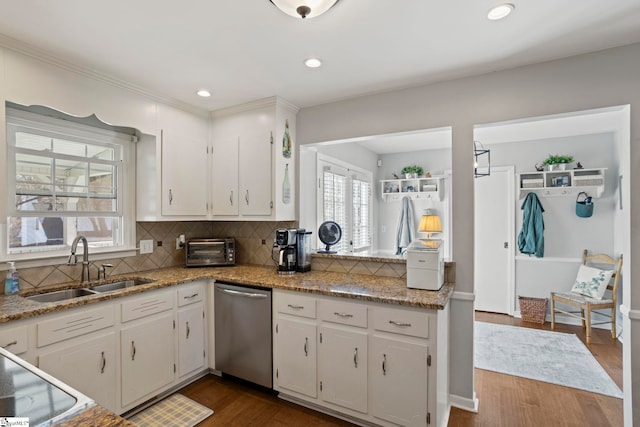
(318, 325), (368, 413)
(121, 313), (175, 407)
(211, 137), (239, 215)
(39, 332), (117, 412)
(371, 335), (428, 427)
(275, 318), (317, 398)
(239, 130), (272, 216)
(161, 129), (208, 216)
(178, 304), (206, 377)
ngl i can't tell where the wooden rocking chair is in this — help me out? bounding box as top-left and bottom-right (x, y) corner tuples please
(550, 250), (623, 344)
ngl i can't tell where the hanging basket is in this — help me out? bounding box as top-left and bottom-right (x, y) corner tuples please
(518, 296), (548, 324)
(576, 192), (594, 218)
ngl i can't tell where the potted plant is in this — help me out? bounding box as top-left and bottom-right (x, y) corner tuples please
(400, 165), (424, 179)
(542, 154), (574, 171)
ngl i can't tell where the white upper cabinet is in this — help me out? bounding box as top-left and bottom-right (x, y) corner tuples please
(210, 97), (298, 221)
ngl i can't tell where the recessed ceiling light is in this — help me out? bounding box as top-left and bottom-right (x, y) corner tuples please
(304, 58), (322, 68)
(487, 3), (515, 20)
(196, 89), (211, 97)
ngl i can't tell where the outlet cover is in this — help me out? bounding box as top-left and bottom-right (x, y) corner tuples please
(140, 240), (154, 254)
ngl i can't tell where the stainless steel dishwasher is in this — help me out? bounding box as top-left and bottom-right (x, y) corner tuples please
(214, 282), (272, 388)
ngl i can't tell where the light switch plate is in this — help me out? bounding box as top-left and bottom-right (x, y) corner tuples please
(140, 240), (154, 254)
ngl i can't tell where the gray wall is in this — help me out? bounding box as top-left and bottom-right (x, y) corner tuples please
(296, 43), (640, 424)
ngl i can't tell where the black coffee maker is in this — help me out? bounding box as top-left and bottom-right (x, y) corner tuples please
(274, 229), (297, 275)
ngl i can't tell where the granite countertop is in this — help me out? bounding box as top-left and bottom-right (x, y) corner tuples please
(0, 265), (455, 323)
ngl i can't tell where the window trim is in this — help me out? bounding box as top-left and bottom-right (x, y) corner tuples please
(2, 106), (137, 263)
(316, 153), (373, 253)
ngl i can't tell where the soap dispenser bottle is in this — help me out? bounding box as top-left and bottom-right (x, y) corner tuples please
(5, 262), (19, 295)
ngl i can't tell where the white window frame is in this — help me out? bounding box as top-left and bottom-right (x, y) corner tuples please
(2, 107), (137, 265)
(317, 153), (373, 253)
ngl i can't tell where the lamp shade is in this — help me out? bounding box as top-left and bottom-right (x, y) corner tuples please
(418, 211), (442, 234)
(270, 0), (339, 19)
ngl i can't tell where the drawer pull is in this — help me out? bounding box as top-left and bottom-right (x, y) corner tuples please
(100, 351), (106, 374)
(1, 340), (17, 349)
(334, 312), (354, 318)
(184, 293), (199, 299)
(288, 304), (304, 310)
(389, 320), (412, 327)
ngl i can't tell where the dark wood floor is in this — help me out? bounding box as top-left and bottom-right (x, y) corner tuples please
(178, 312), (623, 427)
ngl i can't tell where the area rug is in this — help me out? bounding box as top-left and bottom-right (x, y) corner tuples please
(474, 321), (623, 398)
(129, 393), (213, 427)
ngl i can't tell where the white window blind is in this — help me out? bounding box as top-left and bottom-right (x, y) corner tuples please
(318, 156), (372, 253)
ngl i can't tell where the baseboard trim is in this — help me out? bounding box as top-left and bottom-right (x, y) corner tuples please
(278, 394), (374, 427)
(620, 304), (640, 320)
(449, 392), (479, 413)
(452, 291), (475, 302)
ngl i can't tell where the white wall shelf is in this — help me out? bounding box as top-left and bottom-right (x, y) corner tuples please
(380, 176), (444, 202)
(517, 168), (605, 199)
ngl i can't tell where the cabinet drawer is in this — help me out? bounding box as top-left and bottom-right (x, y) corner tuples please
(372, 307), (430, 339)
(37, 305), (115, 347)
(0, 325), (28, 355)
(177, 283), (204, 307)
(318, 300), (367, 328)
(121, 290), (175, 322)
(275, 293), (316, 319)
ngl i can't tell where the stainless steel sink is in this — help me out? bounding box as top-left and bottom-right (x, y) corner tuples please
(89, 277), (156, 293)
(25, 288), (98, 303)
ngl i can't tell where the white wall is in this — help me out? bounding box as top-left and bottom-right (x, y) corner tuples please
(296, 43), (640, 424)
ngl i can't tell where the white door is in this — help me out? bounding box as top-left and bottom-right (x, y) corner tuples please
(178, 304), (206, 377)
(474, 166), (514, 314)
(274, 318), (317, 398)
(211, 137), (239, 216)
(239, 130), (272, 216)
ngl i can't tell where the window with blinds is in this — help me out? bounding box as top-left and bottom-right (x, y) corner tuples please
(5, 107), (133, 256)
(319, 156), (372, 253)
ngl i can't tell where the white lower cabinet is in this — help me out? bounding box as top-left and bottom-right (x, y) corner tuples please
(318, 324), (368, 413)
(39, 332), (117, 412)
(121, 312), (175, 407)
(275, 317), (317, 398)
(177, 304), (206, 377)
(370, 335), (429, 426)
(273, 289), (447, 427)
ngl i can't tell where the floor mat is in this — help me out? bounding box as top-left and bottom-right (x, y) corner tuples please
(475, 321), (623, 398)
(129, 393), (213, 427)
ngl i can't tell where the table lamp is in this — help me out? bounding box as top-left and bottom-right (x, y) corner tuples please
(418, 209), (442, 240)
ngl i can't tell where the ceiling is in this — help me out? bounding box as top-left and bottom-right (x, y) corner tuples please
(0, 1), (639, 113)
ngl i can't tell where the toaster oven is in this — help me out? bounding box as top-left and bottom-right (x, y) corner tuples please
(185, 238), (236, 267)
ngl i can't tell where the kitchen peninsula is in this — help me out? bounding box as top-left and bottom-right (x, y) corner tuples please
(0, 263), (454, 427)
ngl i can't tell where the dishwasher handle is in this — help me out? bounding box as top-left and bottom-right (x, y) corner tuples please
(220, 288), (268, 299)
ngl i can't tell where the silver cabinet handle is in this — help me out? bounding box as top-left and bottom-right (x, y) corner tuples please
(382, 353), (387, 375)
(245, 190), (249, 205)
(221, 288), (267, 299)
(186, 321), (190, 339)
(334, 312), (354, 318)
(1, 340), (17, 349)
(184, 293), (199, 299)
(288, 304), (304, 310)
(304, 337), (308, 357)
(131, 341), (136, 361)
(169, 189), (173, 205)
(354, 347), (358, 368)
(100, 351), (106, 374)
(389, 320), (412, 327)
(229, 190), (233, 206)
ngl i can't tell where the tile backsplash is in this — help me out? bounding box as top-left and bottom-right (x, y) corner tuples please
(18, 220), (296, 291)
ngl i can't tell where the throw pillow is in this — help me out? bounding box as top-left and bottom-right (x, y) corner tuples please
(570, 264), (615, 299)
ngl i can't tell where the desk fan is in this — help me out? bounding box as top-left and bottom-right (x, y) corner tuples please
(317, 221), (342, 254)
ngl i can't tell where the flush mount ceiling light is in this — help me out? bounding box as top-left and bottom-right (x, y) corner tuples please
(270, 0), (340, 19)
(487, 3), (515, 20)
(196, 89), (211, 97)
(304, 57), (322, 68)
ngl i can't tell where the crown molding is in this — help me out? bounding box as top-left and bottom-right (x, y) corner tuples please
(0, 33), (209, 118)
(211, 96), (299, 118)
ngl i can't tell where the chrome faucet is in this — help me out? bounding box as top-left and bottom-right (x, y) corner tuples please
(67, 235), (90, 283)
